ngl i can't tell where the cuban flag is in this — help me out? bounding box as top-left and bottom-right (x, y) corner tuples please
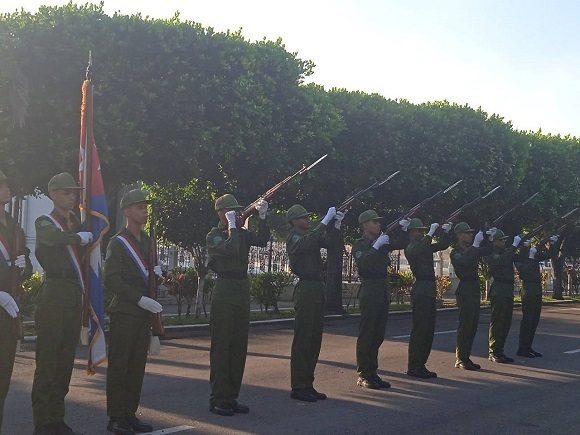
(79, 70), (109, 374)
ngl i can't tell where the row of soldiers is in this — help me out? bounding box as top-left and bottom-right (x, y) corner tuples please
(0, 171), (556, 434)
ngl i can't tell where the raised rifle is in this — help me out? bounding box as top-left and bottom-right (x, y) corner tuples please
(522, 207), (579, 244)
(337, 171), (400, 212)
(445, 185), (501, 222)
(237, 154), (328, 227)
(490, 191), (539, 228)
(9, 195), (24, 340)
(383, 179), (463, 234)
(148, 206), (165, 337)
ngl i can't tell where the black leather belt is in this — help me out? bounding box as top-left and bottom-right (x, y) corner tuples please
(494, 278), (514, 285)
(297, 274), (322, 281)
(45, 270), (79, 279)
(217, 272), (248, 280)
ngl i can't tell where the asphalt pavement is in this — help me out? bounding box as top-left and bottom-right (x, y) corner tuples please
(5, 304), (580, 434)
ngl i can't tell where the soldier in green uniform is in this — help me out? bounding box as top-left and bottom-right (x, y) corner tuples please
(514, 237), (556, 358)
(449, 222), (485, 371)
(286, 204), (344, 402)
(31, 173), (93, 435)
(0, 170), (32, 432)
(206, 194), (270, 416)
(483, 228), (522, 363)
(105, 189), (163, 435)
(352, 210), (405, 389)
(401, 217), (452, 379)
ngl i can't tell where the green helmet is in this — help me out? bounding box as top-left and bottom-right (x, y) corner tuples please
(48, 172), (81, 191)
(358, 210), (385, 224)
(454, 221), (475, 234)
(408, 218), (427, 230)
(215, 194), (244, 211)
(286, 204), (313, 223)
(492, 229), (510, 241)
(120, 189), (152, 209)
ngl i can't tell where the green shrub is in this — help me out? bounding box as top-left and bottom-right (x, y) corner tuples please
(250, 271), (294, 313)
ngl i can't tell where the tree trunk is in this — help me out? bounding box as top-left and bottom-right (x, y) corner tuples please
(325, 226), (345, 315)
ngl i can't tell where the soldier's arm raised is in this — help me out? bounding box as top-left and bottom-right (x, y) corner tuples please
(35, 216), (82, 247)
(206, 228), (241, 258)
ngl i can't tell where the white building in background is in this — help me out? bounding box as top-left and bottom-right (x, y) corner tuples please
(15, 194), (54, 272)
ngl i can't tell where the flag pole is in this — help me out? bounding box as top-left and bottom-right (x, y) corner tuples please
(80, 51), (93, 345)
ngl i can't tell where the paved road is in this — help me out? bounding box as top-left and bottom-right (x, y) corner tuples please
(5, 304), (580, 434)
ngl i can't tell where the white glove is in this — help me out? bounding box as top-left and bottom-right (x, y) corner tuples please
(334, 210), (346, 229)
(372, 234), (390, 250)
(441, 222), (453, 233)
(77, 231), (93, 246)
(427, 223), (439, 237)
(154, 265), (163, 278)
(523, 240), (531, 248)
(512, 235), (522, 247)
(472, 231), (484, 248)
(14, 254), (26, 269)
(321, 207), (337, 226)
(137, 296), (163, 314)
(399, 219), (410, 232)
(550, 235), (559, 243)
(0, 291), (19, 318)
(255, 199), (268, 219)
(225, 210), (237, 229)
(486, 227), (497, 241)
(529, 247), (537, 259)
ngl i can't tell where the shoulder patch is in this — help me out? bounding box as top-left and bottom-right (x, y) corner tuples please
(37, 219), (53, 227)
(105, 249), (112, 260)
(292, 234), (300, 242)
(213, 235), (224, 245)
(355, 251), (362, 259)
(453, 252), (461, 260)
(493, 254), (500, 259)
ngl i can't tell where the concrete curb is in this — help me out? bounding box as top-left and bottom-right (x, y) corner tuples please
(21, 298), (579, 342)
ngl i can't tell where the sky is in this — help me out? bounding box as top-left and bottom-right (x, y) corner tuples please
(2, 0), (579, 137)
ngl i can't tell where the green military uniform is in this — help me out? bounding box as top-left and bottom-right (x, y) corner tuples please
(405, 225), (451, 371)
(206, 203), (270, 408)
(449, 222), (486, 362)
(0, 208), (32, 430)
(104, 227), (153, 419)
(286, 217), (329, 391)
(515, 246), (551, 354)
(31, 210), (84, 428)
(353, 229), (405, 381)
(484, 233), (517, 358)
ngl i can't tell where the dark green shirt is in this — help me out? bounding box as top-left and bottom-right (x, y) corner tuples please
(353, 234), (406, 302)
(104, 228), (151, 318)
(286, 223), (329, 281)
(405, 233), (451, 297)
(450, 244), (482, 295)
(35, 210), (83, 307)
(484, 245), (517, 298)
(206, 219), (270, 277)
(0, 213), (32, 291)
(515, 247), (552, 296)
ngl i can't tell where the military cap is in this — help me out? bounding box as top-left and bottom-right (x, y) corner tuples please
(407, 217), (427, 230)
(286, 204), (313, 223)
(358, 210), (385, 224)
(48, 172), (82, 191)
(454, 221), (476, 234)
(120, 189), (152, 209)
(492, 229), (510, 241)
(215, 194), (244, 211)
